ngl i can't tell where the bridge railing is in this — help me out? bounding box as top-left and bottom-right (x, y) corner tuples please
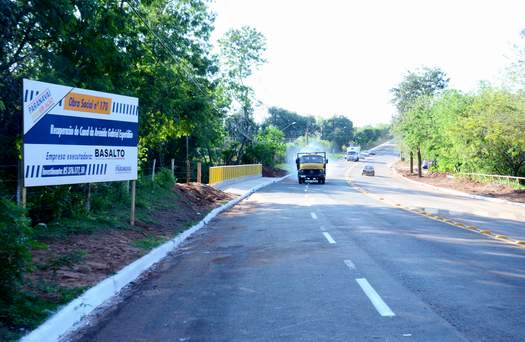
(208, 164), (262, 185)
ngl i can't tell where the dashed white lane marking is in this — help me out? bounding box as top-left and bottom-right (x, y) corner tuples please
(319, 225), (326, 231)
(356, 278), (395, 317)
(311, 212), (318, 220)
(322, 232), (336, 244)
(304, 194), (311, 207)
(344, 259), (356, 270)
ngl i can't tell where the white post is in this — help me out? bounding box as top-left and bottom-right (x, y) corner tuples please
(197, 162), (202, 183)
(151, 159), (156, 182)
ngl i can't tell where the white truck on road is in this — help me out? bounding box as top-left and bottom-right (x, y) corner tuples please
(346, 145), (361, 161)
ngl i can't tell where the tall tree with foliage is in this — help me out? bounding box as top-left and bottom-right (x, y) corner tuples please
(264, 107), (317, 140)
(353, 124), (391, 148)
(218, 26), (266, 163)
(320, 116), (354, 151)
(218, 26), (266, 116)
(391, 67), (449, 175)
(394, 96), (435, 177)
(391, 67), (449, 114)
(457, 88), (525, 176)
(0, 0), (78, 180)
(244, 126), (286, 167)
(504, 29), (525, 91)
(394, 85), (525, 178)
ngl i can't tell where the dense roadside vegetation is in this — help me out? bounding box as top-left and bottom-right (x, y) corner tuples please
(392, 61), (525, 179)
(0, 1), (390, 338)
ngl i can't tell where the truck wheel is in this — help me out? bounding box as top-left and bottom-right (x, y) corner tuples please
(320, 178), (325, 184)
(298, 178), (303, 184)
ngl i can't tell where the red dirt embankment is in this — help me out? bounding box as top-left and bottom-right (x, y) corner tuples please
(29, 183), (236, 290)
(262, 166), (288, 177)
(395, 162), (525, 204)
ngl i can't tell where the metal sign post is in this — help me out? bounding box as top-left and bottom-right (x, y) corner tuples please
(130, 180), (136, 225)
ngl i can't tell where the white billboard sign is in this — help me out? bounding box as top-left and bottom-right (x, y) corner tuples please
(23, 79), (138, 187)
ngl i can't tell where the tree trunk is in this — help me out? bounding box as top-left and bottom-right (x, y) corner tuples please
(409, 151), (414, 174)
(417, 147), (422, 178)
(236, 139), (246, 164)
(206, 145), (215, 165)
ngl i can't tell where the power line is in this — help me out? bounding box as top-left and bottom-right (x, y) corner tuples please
(126, 1), (264, 141)
(126, 1), (213, 102)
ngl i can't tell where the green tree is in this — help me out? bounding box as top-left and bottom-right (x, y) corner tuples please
(218, 26), (267, 163)
(391, 67), (449, 114)
(458, 89), (525, 176)
(392, 67), (449, 175)
(245, 126), (286, 167)
(0, 197), (32, 327)
(263, 107), (317, 140)
(395, 96), (435, 176)
(423, 90), (471, 173)
(0, 0), (77, 179)
(218, 26), (266, 116)
(321, 116), (354, 151)
(504, 29), (525, 91)
(395, 86), (525, 178)
(353, 124), (391, 148)
(223, 112), (258, 164)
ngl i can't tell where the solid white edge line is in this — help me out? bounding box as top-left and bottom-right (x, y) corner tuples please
(356, 278), (395, 317)
(311, 212), (318, 220)
(323, 232), (336, 244)
(21, 174), (291, 342)
(344, 259), (356, 270)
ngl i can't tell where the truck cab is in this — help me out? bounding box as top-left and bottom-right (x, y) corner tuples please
(295, 152), (328, 184)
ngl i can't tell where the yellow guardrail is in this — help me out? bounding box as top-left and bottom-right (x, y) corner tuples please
(209, 164), (262, 185)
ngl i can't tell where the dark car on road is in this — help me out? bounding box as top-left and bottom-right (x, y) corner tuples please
(362, 165), (375, 176)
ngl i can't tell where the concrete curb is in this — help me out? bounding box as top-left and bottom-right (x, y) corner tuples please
(390, 163), (525, 209)
(21, 175), (290, 342)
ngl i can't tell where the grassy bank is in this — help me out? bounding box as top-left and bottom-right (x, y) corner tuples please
(0, 170), (234, 341)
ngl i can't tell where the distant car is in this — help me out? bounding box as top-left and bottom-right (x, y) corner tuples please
(369, 151), (376, 155)
(422, 160), (435, 170)
(362, 165), (375, 176)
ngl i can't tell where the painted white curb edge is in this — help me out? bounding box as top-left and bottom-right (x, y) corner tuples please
(391, 164), (525, 209)
(21, 175), (290, 342)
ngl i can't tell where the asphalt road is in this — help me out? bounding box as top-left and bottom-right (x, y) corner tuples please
(351, 145), (525, 241)
(75, 146), (525, 342)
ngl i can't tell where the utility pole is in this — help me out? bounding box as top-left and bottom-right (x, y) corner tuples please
(305, 126), (309, 145)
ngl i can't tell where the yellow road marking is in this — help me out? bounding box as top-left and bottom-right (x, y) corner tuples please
(345, 176), (524, 250)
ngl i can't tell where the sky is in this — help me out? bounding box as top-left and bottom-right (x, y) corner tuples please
(210, 0), (525, 127)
